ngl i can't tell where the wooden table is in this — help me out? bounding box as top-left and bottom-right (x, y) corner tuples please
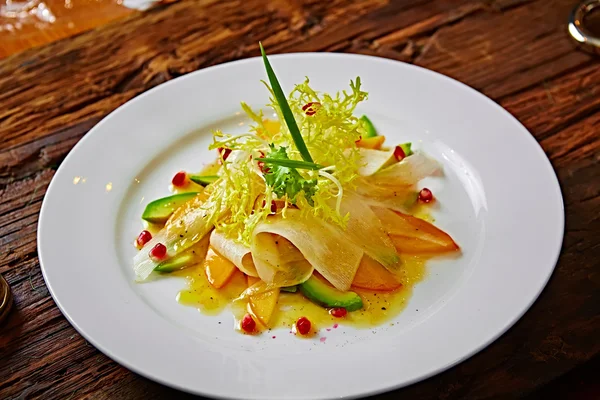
(0, 0), (135, 59)
(1, 0), (598, 398)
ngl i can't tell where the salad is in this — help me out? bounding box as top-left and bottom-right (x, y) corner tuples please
(133, 44), (459, 336)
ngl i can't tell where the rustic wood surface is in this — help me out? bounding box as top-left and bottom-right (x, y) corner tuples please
(0, 0), (135, 59)
(0, 0), (599, 399)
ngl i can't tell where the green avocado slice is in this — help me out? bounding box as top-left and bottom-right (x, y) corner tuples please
(359, 115), (378, 138)
(280, 285), (298, 293)
(300, 275), (363, 311)
(141, 192), (199, 224)
(399, 142), (413, 157)
(189, 175), (218, 186)
(154, 253), (195, 273)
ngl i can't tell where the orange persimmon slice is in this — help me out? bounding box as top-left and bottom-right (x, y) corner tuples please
(356, 135), (385, 150)
(387, 211), (459, 254)
(246, 276), (279, 326)
(248, 289), (280, 326)
(204, 247), (237, 289)
(257, 119), (281, 139)
(352, 255), (402, 292)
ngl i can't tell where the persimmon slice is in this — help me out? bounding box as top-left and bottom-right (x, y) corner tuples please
(352, 255), (402, 292)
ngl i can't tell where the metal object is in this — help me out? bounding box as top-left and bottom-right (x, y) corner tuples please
(568, 0), (600, 53)
(0, 273), (13, 324)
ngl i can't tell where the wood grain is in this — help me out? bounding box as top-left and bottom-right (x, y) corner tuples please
(0, 0), (135, 59)
(1, 0), (598, 399)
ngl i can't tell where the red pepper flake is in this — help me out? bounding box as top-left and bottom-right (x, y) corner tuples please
(355, 136), (362, 144)
(171, 171), (187, 187)
(329, 307), (347, 318)
(241, 313), (256, 333)
(296, 316), (311, 335)
(302, 102), (321, 116)
(393, 145), (406, 162)
(333, 323), (339, 329)
(149, 243), (167, 260)
(218, 147), (232, 163)
(418, 188), (433, 203)
(320, 337), (327, 343)
(135, 230), (152, 249)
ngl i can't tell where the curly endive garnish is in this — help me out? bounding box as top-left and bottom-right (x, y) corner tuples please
(318, 170), (343, 215)
(207, 74), (368, 243)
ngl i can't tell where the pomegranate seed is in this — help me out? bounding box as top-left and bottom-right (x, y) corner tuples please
(419, 188), (433, 203)
(241, 313), (256, 333)
(218, 147), (232, 162)
(258, 151), (269, 173)
(135, 230), (152, 249)
(262, 200), (277, 214)
(171, 171), (187, 187)
(302, 102), (320, 116)
(296, 316), (311, 335)
(149, 243), (167, 260)
(329, 307), (347, 318)
(258, 161), (269, 173)
(393, 145), (406, 161)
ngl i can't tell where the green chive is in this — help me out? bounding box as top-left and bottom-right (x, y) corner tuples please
(259, 43), (313, 163)
(258, 157), (324, 170)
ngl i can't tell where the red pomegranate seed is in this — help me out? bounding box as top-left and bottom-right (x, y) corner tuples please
(296, 316), (311, 335)
(171, 171), (187, 187)
(258, 161), (268, 173)
(258, 151), (269, 173)
(329, 307), (347, 318)
(393, 145), (406, 161)
(241, 313), (256, 333)
(218, 147), (232, 162)
(149, 243), (167, 260)
(261, 200), (277, 214)
(302, 102), (320, 116)
(135, 230), (152, 249)
(419, 188), (433, 203)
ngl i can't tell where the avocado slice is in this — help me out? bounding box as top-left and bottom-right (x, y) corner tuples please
(141, 192), (199, 224)
(300, 275), (363, 311)
(154, 253), (195, 273)
(399, 142), (413, 157)
(189, 175), (218, 187)
(360, 115), (377, 138)
(404, 191), (419, 208)
(280, 285), (298, 293)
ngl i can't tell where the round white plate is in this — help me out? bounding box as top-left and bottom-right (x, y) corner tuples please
(38, 54), (564, 400)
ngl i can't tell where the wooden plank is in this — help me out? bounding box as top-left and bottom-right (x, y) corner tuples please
(0, 0), (598, 399)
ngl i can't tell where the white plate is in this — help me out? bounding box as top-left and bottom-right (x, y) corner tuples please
(38, 54), (564, 400)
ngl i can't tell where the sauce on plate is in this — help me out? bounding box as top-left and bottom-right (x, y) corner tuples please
(176, 255), (427, 334)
